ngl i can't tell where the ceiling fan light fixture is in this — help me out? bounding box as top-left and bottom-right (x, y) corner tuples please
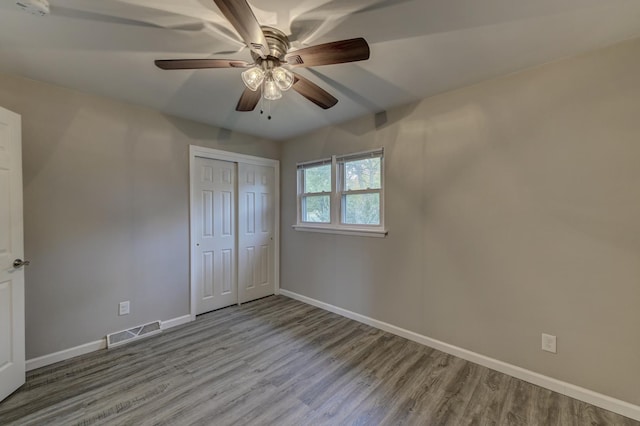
(241, 66), (265, 91)
(272, 67), (294, 91)
(263, 78), (282, 100)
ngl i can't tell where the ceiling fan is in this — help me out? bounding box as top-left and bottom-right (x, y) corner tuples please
(154, 0), (370, 112)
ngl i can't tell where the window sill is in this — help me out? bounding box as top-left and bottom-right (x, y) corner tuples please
(292, 224), (388, 238)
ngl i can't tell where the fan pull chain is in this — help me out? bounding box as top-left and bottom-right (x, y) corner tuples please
(257, 84), (272, 120)
(259, 98), (272, 120)
(259, 84), (264, 116)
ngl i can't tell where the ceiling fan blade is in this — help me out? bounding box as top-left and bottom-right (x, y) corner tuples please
(292, 73), (338, 109)
(155, 59), (249, 70)
(236, 88), (262, 111)
(212, 0), (270, 58)
(285, 38), (370, 68)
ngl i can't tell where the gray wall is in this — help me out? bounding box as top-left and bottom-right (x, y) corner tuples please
(0, 73), (279, 359)
(280, 38), (640, 406)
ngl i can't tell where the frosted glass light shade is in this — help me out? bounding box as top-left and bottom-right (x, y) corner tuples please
(272, 67), (294, 91)
(241, 66), (265, 91)
(263, 79), (282, 100)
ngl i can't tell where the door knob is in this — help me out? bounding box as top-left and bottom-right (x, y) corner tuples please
(13, 259), (30, 268)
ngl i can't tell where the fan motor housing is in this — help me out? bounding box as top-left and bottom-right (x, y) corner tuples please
(251, 26), (290, 61)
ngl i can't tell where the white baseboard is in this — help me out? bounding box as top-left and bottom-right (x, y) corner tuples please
(279, 289), (640, 422)
(26, 314), (194, 372)
(161, 314), (192, 330)
(26, 339), (107, 371)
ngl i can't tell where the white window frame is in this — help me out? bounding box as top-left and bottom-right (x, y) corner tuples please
(294, 148), (387, 238)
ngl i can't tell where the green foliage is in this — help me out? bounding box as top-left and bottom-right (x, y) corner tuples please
(302, 164), (331, 222)
(344, 158), (381, 190)
(303, 195), (330, 223)
(343, 158), (381, 225)
(304, 164), (331, 193)
(343, 193), (380, 225)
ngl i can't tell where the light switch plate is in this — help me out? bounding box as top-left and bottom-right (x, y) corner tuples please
(119, 301), (130, 316)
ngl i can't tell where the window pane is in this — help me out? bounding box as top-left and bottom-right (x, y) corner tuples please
(343, 193), (380, 225)
(302, 195), (330, 223)
(304, 164), (331, 193)
(344, 158), (381, 191)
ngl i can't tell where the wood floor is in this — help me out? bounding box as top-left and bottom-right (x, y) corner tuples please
(0, 296), (636, 426)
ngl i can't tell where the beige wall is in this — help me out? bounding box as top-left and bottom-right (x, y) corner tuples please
(0, 73), (279, 359)
(280, 38), (640, 405)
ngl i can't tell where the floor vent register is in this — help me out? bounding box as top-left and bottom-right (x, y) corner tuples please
(106, 321), (162, 348)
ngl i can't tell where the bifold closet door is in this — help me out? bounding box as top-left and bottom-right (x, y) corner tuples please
(193, 157), (237, 315)
(238, 163), (275, 304)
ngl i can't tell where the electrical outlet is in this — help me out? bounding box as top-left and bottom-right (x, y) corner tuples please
(119, 301), (130, 316)
(542, 333), (557, 353)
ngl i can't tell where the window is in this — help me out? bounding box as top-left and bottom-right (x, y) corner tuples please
(295, 149), (386, 237)
(299, 160), (331, 223)
(339, 153), (382, 226)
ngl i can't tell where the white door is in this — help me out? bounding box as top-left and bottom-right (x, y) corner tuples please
(193, 157), (237, 314)
(238, 163), (275, 304)
(0, 107), (25, 402)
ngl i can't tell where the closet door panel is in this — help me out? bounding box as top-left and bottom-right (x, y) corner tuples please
(238, 163), (275, 303)
(193, 157), (237, 314)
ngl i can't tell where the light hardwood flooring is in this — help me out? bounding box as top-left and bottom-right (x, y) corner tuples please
(0, 295), (636, 425)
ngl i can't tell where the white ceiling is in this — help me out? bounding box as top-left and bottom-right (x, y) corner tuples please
(1, 0), (640, 140)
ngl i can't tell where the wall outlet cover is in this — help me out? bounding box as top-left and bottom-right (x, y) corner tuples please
(119, 301), (130, 316)
(542, 333), (557, 353)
